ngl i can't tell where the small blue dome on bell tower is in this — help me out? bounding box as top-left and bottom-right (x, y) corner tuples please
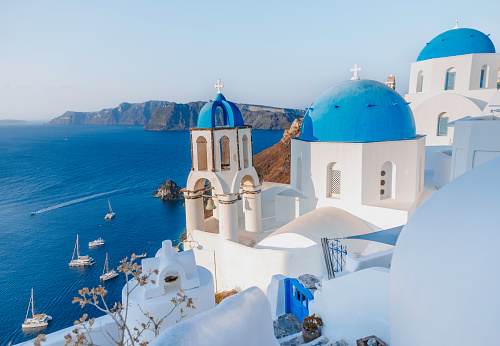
(196, 79), (245, 128)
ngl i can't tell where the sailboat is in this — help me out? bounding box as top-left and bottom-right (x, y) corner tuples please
(22, 288), (52, 329)
(100, 253), (118, 281)
(105, 199), (115, 220)
(69, 234), (95, 267)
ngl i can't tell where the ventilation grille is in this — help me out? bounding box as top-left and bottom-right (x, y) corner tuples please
(330, 169), (341, 196)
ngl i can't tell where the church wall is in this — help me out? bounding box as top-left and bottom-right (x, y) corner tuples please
(360, 137), (425, 205)
(451, 119), (500, 180)
(410, 93), (483, 146)
(187, 230), (326, 293)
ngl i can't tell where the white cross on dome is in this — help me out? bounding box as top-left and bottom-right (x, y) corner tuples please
(214, 79), (224, 93)
(350, 64), (361, 80)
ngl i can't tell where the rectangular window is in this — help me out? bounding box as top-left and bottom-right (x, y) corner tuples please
(480, 69), (485, 88)
(438, 116), (449, 136)
(445, 72), (456, 90)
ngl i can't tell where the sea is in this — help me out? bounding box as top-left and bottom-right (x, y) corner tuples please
(0, 125), (283, 345)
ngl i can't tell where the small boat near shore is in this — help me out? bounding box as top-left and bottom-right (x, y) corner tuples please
(135, 253), (147, 259)
(69, 234), (95, 267)
(30, 212), (36, 216)
(105, 199), (115, 220)
(89, 237), (105, 248)
(22, 288), (52, 329)
(100, 253), (118, 281)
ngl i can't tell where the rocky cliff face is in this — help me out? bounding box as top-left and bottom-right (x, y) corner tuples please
(253, 118), (303, 184)
(145, 102), (205, 130)
(48, 101), (170, 126)
(146, 102), (305, 131)
(49, 100), (305, 130)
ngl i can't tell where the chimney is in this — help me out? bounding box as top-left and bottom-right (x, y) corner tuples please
(386, 75), (396, 90)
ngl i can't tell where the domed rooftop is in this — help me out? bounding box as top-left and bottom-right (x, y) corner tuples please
(391, 156), (500, 345)
(196, 93), (245, 128)
(417, 28), (495, 62)
(299, 79), (416, 143)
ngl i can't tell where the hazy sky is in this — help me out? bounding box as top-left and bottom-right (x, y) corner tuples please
(0, 0), (499, 120)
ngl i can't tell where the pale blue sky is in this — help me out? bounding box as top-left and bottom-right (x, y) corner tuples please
(0, 0), (499, 120)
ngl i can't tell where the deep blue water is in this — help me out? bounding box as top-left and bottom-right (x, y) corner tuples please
(0, 125), (282, 345)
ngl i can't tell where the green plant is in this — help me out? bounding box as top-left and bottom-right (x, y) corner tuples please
(302, 314), (323, 332)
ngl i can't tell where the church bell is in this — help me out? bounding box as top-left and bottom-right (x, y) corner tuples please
(205, 197), (216, 210)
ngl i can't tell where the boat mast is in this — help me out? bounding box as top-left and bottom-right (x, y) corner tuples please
(108, 199), (113, 213)
(31, 288), (35, 318)
(25, 288), (33, 320)
(76, 234), (80, 257)
(103, 253), (108, 275)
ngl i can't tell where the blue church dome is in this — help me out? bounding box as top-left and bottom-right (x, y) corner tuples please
(417, 28), (495, 62)
(299, 80), (416, 143)
(197, 93), (245, 128)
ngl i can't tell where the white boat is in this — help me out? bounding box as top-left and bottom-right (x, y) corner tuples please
(135, 253), (147, 259)
(105, 199), (115, 220)
(22, 288), (52, 329)
(89, 237), (105, 248)
(100, 253), (118, 281)
(69, 234), (95, 267)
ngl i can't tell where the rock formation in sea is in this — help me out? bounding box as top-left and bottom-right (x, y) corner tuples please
(153, 180), (184, 200)
(253, 118), (303, 184)
(48, 100), (305, 130)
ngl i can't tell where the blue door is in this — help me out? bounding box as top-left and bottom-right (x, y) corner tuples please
(284, 278), (314, 322)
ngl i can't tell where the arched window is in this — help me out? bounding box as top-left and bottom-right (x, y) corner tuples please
(296, 157), (302, 190)
(196, 136), (208, 171)
(328, 162), (341, 198)
(242, 135), (249, 168)
(437, 112), (449, 136)
(380, 161), (395, 199)
(480, 64), (488, 89)
(445, 68), (456, 90)
(220, 136), (230, 171)
(416, 70), (424, 92)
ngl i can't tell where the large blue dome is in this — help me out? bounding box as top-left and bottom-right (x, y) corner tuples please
(417, 28), (495, 62)
(197, 93), (245, 128)
(299, 80), (416, 143)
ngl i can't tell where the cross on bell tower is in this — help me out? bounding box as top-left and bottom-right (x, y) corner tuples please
(214, 79), (224, 93)
(350, 64), (362, 80)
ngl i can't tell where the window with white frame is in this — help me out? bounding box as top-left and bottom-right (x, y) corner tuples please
(480, 64), (488, 88)
(445, 68), (456, 90)
(437, 113), (449, 136)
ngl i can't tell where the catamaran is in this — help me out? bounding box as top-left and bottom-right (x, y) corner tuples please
(69, 234), (95, 267)
(22, 288), (52, 329)
(105, 199), (115, 220)
(100, 253), (118, 281)
(89, 237), (105, 248)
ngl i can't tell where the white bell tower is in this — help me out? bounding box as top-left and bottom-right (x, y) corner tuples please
(184, 81), (262, 243)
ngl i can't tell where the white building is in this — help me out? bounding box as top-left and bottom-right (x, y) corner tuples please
(405, 24), (499, 147)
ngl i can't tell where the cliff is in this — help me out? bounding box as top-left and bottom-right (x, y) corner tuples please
(49, 100), (305, 130)
(48, 101), (170, 126)
(253, 118), (303, 184)
(145, 102), (305, 131)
